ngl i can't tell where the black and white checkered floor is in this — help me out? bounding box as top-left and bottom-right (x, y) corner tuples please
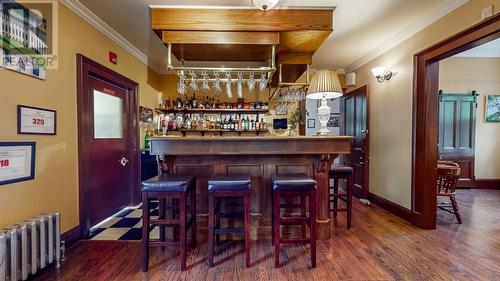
(88, 200), (159, 241)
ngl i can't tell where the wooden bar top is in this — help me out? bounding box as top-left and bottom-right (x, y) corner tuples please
(149, 135), (353, 156)
(149, 135), (353, 141)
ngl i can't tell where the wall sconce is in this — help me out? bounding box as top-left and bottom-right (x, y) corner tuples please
(371, 66), (395, 83)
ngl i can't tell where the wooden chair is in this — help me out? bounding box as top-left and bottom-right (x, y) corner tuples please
(437, 161), (462, 224)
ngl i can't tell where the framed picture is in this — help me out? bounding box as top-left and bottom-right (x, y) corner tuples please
(0, 2), (48, 79)
(17, 105), (56, 135)
(327, 114), (340, 127)
(307, 119), (316, 128)
(139, 106), (153, 123)
(485, 95), (500, 122)
(0, 142), (36, 185)
(275, 103), (288, 115)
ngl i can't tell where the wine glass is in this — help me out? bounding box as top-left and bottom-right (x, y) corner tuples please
(176, 71), (186, 95)
(247, 72), (256, 92)
(259, 72), (268, 91)
(201, 71), (210, 92)
(237, 72), (243, 98)
(225, 72), (233, 98)
(189, 71), (198, 91)
(213, 72), (222, 94)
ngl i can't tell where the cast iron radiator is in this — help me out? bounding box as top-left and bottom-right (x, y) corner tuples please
(0, 212), (61, 281)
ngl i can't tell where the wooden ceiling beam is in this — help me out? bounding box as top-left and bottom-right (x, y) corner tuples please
(152, 8), (333, 32)
(163, 31), (279, 45)
(277, 53), (313, 65)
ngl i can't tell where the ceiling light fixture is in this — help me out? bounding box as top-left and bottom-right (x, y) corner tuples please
(371, 66), (395, 83)
(252, 0), (279, 11)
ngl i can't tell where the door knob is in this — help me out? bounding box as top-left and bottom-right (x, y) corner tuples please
(119, 157), (129, 167)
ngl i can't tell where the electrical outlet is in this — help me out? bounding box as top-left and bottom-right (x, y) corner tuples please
(481, 5), (494, 20)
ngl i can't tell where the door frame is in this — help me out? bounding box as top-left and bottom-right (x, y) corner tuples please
(76, 54), (140, 237)
(412, 14), (500, 229)
(341, 85), (369, 198)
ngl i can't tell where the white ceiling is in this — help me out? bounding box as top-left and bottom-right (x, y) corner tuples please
(74, 0), (465, 74)
(454, 38), (500, 57)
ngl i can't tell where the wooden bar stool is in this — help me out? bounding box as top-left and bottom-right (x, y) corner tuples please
(141, 174), (197, 271)
(437, 161), (462, 224)
(329, 165), (353, 228)
(271, 174), (317, 268)
(208, 174), (251, 267)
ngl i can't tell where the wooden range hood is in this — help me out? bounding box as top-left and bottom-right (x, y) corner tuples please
(151, 8), (334, 87)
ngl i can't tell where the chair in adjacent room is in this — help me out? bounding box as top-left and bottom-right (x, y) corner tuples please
(437, 161), (462, 224)
(141, 174), (197, 271)
(271, 174), (317, 268)
(329, 165), (353, 228)
(207, 174), (252, 267)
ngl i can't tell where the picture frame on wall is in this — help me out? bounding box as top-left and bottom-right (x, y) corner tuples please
(275, 103), (288, 115)
(485, 95), (500, 122)
(327, 113), (340, 127)
(17, 105), (57, 135)
(307, 119), (315, 128)
(0, 142), (36, 185)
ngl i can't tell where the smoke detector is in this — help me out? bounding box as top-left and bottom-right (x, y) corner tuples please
(252, 0), (279, 11)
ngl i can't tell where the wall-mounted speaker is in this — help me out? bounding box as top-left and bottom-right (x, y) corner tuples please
(345, 72), (356, 87)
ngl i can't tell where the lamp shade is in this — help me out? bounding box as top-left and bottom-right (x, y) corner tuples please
(307, 70), (343, 100)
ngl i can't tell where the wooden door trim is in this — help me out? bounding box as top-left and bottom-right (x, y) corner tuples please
(341, 85), (369, 198)
(412, 14), (500, 229)
(76, 54), (140, 238)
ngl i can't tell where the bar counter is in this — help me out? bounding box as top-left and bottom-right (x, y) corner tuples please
(149, 135), (353, 239)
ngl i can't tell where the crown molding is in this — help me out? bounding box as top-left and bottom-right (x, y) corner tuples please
(347, 0), (468, 72)
(59, 0), (148, 66)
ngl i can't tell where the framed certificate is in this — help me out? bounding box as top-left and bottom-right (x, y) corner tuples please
(17, 105), (57, 135)
(0, 142), (36, 185)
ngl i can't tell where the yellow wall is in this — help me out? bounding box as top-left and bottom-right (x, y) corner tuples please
(349, 0), (500, 209)
(439, 57), (500, 179)
(0, 4), (159, 232)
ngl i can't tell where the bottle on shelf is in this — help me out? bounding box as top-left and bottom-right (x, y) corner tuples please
(192, 94), (197, 108)
(186, 114), (192, 130)
(246, 115), (250, 130)
(255, 118), (260, 131)
(228, 115), (234, 130)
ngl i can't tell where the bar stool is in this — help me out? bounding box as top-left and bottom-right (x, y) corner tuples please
(141, 174), (197, 271)
(329, 165), (353, 228)
(271, 174), (317, 268)
(207, 174), (251, 267)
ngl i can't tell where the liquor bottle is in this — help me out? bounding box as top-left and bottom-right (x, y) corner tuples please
(186, 114), (192, 130)
(250, 116), (254, 130)
(176, 97), (182, 109)
(255, 118), (260, 131)
(192, 94), (197, 108)
(246, 116), (250, 130)
(241, 115), (247, 130)
(228, 115), (234, 130)
(261, 118), (266, 130)
(144, 130), (151, 148)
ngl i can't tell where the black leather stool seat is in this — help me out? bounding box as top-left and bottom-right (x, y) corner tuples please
(141, 174), (195, 192)
(208, 174), (251, 191)
(330, 165), (353, 174)
(271, 174), (317, 191)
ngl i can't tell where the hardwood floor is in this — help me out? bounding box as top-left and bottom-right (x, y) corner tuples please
(35, 189), (500, 281)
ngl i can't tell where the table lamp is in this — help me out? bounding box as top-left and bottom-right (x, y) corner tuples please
(307, 70), (343, 135)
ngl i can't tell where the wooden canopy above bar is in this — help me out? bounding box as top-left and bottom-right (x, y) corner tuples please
(151, 9), (333, 32)
(149, 135), (352, 240)
(151, 7), (334, 68)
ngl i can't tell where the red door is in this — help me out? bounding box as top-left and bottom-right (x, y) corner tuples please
(77, 55), (139, 237)
(341, 86), (369, 199)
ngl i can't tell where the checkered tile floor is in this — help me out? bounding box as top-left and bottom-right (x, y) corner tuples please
(88, 200), (159, 241)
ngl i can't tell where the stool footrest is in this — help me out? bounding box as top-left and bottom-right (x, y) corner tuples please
(150, 219), (179, 226)
(214, 227), (245, 235)
(148, 240), (180, 247)
(329, 198), (348, 203)
(329, 193), (347, 197)
(280, 217), (309, 224)
(218, 212), (244, 219)
(280, 203), (303, 209)
(329, 208), (347, 212)
(279, 238), (311, 244)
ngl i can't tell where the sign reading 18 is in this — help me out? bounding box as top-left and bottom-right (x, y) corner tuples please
(32, 118), (45, 125)
(0, 159), (9, 167)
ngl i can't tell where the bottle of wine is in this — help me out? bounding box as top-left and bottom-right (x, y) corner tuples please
(192, 94), (197, 108)
(246, 116), (250, 130)
(229, 115), (234, 130)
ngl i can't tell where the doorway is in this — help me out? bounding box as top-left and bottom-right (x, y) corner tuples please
(77, 54), (140, 238)
(412, 14), (499, 229)
(340, 85), (369, 199)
